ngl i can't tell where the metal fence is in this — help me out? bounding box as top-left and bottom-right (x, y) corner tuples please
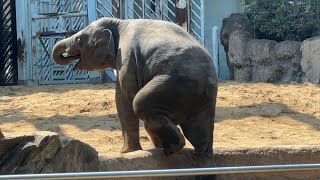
(31, 0), (90, 85)
(0, 0), (18, 86)
(1, 164), (320, 179)
(96, 0), (121, 18)
(123, 0), (204, 44)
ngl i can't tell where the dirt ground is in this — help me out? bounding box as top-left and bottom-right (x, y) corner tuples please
(0, 81), (319, 158)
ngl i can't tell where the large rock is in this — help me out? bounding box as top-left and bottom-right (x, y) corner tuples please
(248, 39), (302, 83)
(0, 131), (99, 174)
(220, 13), (253, 53)
(301, 36), (320, 84)
(220, 13), (253, 81)
(221, 13), (303, 83)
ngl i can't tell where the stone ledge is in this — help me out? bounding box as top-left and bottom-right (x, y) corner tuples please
(100, 146), (320, 180)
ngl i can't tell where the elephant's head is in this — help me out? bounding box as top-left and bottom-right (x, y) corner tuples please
(52, 24), (116, 71)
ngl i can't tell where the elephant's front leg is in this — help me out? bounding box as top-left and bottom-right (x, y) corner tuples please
(116, 82), (142, 153)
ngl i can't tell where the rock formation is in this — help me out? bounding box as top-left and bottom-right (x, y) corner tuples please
(220, 13), (253, 81)
(300, 37), (320, 84)
(0, 131), (99, 174)
(221, 13), (319, 84)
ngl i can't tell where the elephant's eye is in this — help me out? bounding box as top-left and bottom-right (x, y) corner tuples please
(76, 37), (81, 45)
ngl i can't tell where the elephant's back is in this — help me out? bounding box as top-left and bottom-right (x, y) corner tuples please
(123, 19), (217, 87)
(141, 43), (216, 90)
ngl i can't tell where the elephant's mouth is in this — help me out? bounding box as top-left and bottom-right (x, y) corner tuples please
(61, 52), (82, 70)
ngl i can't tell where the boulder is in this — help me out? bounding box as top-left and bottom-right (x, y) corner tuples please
(220, 13), (253, 80)
(220, 13), (253, 52)
(248, 39), (302, 83)
(220, 13), (303, 83)
(0, 131), (99, 174)
(274, 40), (302, 83)
(301, 36), (320, 84)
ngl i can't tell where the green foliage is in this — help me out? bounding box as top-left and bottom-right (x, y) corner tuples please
(244, 0), (320, 42)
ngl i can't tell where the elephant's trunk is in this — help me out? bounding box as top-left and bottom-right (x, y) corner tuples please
(52, 38), (79, 65)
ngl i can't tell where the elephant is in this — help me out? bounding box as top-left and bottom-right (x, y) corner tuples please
(52, 17), (218, 171)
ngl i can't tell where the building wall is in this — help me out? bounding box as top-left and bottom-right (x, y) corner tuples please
(203, 0), (243, 80)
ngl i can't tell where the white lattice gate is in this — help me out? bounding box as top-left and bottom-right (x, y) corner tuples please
(31, 0), (91, 85)
(123, 0), (204, 44)
(95, 0), (121, 18)
(93, 0), (204, 43)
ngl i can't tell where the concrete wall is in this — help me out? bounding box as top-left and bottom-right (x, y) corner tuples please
(203, 0), (244, 80)
(100, 146), (320, 180)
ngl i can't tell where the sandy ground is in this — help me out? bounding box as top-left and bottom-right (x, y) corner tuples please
(0, 81), (319, 158)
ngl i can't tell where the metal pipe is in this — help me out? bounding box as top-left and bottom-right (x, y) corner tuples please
(32, 11), (87, 20)
(187, 0), (191, 33)
(119, 0), (123, 19)
(142, 0), (145, 18)
(1, 164), (320, 180)
(200, 0), (204, 45)
(212, 26), (220, 79)
(87, 0), (98, 22)
(160, 0), (163, 19)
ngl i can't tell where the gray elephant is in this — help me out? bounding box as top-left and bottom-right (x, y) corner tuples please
(52, 17), (218, 170)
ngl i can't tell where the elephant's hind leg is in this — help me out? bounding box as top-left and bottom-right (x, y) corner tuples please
(180, 108), (214, 164)
(180, 108), (215, 180)
(133, 75), (186, 155)
(144, 114), (185, 155)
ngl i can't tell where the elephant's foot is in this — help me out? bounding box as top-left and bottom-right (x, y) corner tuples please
(162, 124), (186, 156)
(143, 116), (185, 156)
(120, 144), (143, 153)
(151, 136), (164, 148)
(163, 141), (185, 156)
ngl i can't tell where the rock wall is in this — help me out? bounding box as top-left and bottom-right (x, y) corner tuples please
(0, 131), (99, 174)
(221, 13), (319, 84)
(301, 37), (320, 84)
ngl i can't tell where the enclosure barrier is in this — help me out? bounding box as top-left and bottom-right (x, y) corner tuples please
(212, 26), (220, 80)
(1, 164), (320, 179)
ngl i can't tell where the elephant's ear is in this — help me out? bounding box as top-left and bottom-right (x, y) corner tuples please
(93, 29), (115, 67)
